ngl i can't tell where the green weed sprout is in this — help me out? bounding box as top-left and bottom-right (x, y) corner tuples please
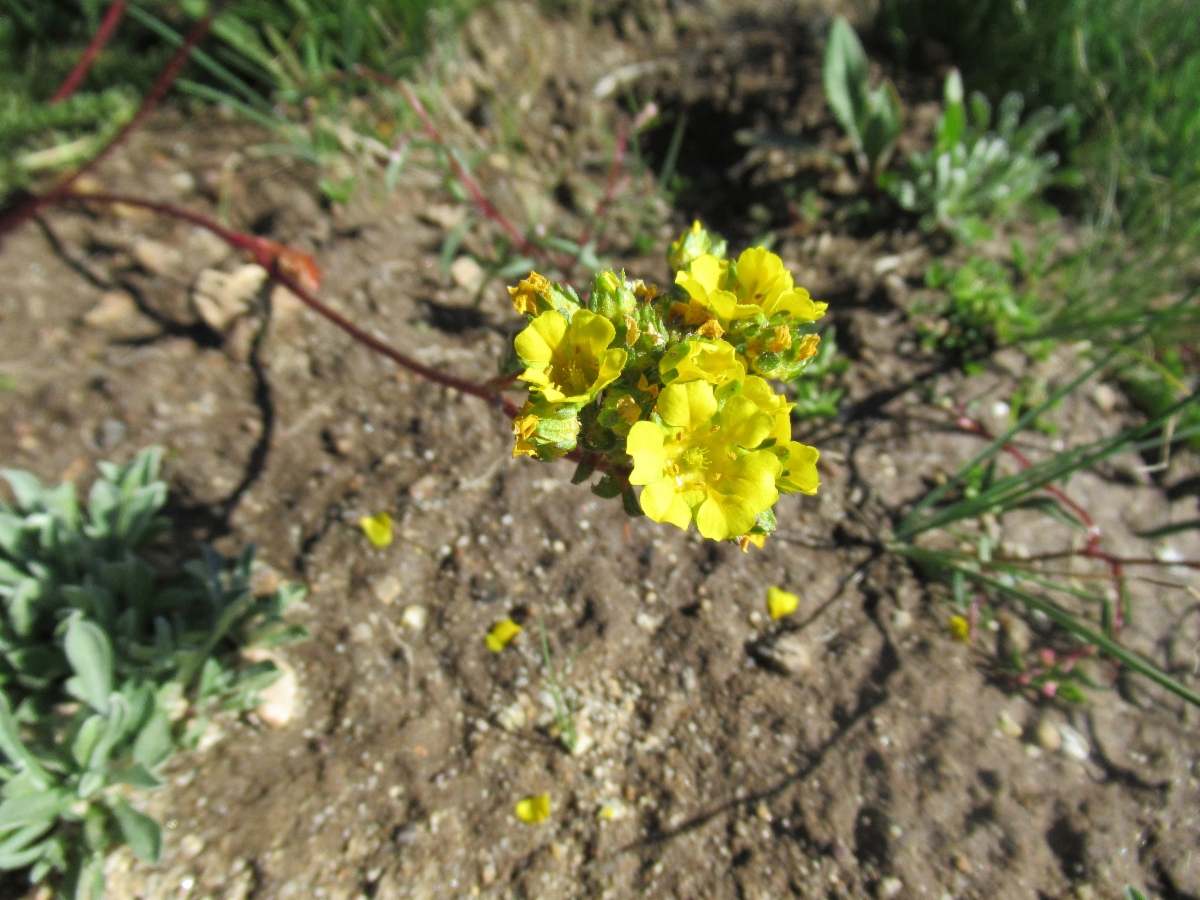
(508, 223), (825, 549)
(823, 17), (904, 180)
(919, 256), (1040, 362)
(886, 69), (1074, 240)
(892, 361), (1200, 709)
(0, 449), (307, 897)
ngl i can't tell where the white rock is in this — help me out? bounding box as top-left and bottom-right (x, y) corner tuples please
(892, 609), (913, 631)
(83, 291), (137, 327)
(400, 605), (427, 631)
(1036, 719), (1061, 752)
(351, 621), (374, 643)
(450, 255), (485, 292)
(1059, 724), (1090, 761)
(133, 238), (182, 276)
(635, 611), (663, 634)
(192, 264), (268, 331)
(496, 702), (527, 733)
(270, 283), (307, 318)
(242, 648), (298, 727)
(878, 876), (903, 899)
(1092, 384), (1117, 414)
(373, 575), (402, 605)
(766, 633), (813, 676)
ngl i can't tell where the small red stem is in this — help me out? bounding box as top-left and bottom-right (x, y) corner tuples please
(63, 191), (520, 418)
(0, 9), (217, 240)
(358, 68), (532, 255)
(51, 1), (129, 104)
(567, 124), (628, 274)
(958, 412), (1133, 629)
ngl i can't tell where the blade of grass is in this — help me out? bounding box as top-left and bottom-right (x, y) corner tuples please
(895, 546), (1200, 708)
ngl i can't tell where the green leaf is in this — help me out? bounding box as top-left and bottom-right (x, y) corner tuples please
(64, 620), (113, 713)
(1010, 496), (1086, 530)
(72, 716), (106, 769)
(0, 824), (52, 869)
(570, 460), (596, 485)
(862, 80), (903, 174)
(937, 69), (966, 154)
(1135, 518), (1200, 539)
(1, 469), (44, 511)
(109, 799), (161, 864)
(0, 790), (72, 831)
(110, 764), (165, 790)
(0, 694), (50, 786)
(132, 711), (174, 770)
(823, 17), (869, 146)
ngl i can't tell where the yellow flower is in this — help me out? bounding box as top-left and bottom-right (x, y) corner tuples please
(626, 381), (781, 541)
(659, 339), (745, 387)
(674, 254), (757, 331)
(740, 376), (793, 445)
(948, 615), (970, 642)
(767, 586), (800, 619)
(515, 309), (628, 404)
(777, 442), (820, 495)
(509, 271), (553, 315)
(515, 793), (551, 823)
(359, 512), (393, 547)
(486, 618), (522, 652)
(668, 220), (725, 271)
(732, 247), (828, 323)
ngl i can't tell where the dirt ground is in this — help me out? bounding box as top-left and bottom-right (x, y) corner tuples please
(2, 2), (1199, 898)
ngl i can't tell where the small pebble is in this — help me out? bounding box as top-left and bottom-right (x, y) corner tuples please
(401, 605), (428, 631)
(373, 575), (402, 605)
(496, 702), (527, 733)
(892, 609), (913, 631)
(997, 711), (1023, 738)
(242, 648), (298, 727)
(1059, 724), (1090, 761)
(766, 633), (812, 676)
(635, 611), (663, 634)
(83, 291), (137, 327)
(1036, 719), (1062, 752)
(878, 876), (903, 899)
(952, 851), (973, 875)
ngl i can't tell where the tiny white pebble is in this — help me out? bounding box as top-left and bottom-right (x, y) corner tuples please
(552, 540), (566, 553)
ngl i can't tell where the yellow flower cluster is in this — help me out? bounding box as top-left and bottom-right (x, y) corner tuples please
(506, 223), (825, 547)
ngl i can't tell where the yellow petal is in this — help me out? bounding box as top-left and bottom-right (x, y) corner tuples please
(486, 618), (523, 652)
(656, 380), (717, 429)
(767, 586), (799, 619)
(948, 615), (970, 642)
(626, 421), (666, 485)
(639, 480), (692, 530)
(515, 793), (551, 824)
(778, 442), (820, 495)
(359, 513), (393, 547)
(514, 310), (568, 364)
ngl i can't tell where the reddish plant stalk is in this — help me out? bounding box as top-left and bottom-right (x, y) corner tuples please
(65, 191), (520, 417)
(355, 67), (534, 257)
(0, 8), (218, 239)
(50, 1), (129, 103)
(567, 124), (629, 274)
(956, 412), (1129, 630)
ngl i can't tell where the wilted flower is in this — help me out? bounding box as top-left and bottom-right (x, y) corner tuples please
(486, 618), (522, 652)
(767, 586), (800, 619)
(515, 793), (551, 823)
(359, 512), (393, 547)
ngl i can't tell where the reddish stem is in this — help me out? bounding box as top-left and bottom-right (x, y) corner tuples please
(0, 9), (217, 240)
(356, 67), (533, 256)
(567, 124), (628, 275)
(957, 412), (1127, 630)
(63, 191), (520, 418)
(51, 1), (129, 104)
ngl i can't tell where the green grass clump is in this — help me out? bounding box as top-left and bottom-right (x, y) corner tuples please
(0, 448), (306, 897)
(877, 0), (1200, 244)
